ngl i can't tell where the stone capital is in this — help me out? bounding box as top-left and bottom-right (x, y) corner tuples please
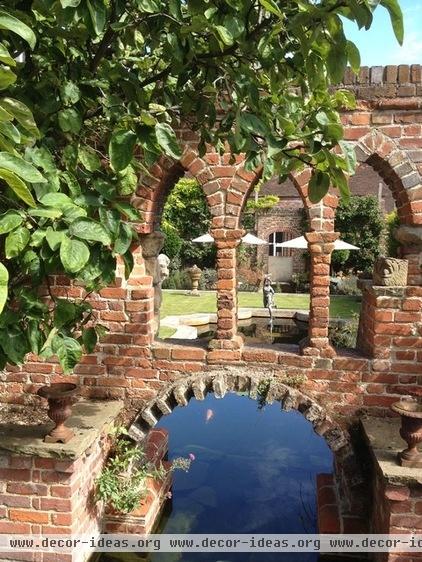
(139, 231), (166, 258)
(395, 225), (422, 247)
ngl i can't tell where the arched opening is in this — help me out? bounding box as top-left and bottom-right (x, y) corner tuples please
(135, 153), (217, 343)
(155, 393), (333, 544)
(127, 373), (360, 556)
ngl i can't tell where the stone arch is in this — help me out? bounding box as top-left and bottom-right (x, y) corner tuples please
(352, 129), (421, 226)
(128, 370), (350, 455)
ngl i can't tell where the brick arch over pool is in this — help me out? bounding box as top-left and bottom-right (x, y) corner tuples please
(1, 65), (422, 426)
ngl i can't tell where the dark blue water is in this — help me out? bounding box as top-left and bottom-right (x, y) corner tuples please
(149, 392), (334, 562)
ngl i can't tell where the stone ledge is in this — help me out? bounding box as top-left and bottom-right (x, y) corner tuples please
(0, 400), (123, 460)
(361, 417), (422, 486)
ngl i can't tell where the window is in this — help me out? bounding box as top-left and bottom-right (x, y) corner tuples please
(268, 231), (294, 257)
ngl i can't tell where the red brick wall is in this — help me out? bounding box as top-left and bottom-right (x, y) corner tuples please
(0, 433), (109, 562)
(0, 65), (421, 419)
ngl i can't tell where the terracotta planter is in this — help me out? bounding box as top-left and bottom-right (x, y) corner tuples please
(37, 383), (78, 444)
(391, 399), (422, 468)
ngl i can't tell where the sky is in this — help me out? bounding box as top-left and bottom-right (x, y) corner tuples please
(342, 0), (422, 66)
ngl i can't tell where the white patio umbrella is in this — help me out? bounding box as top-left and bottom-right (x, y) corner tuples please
(192, 233), (214, 243)
(241, 233), (268, 245)
(192, 233), (268, 245)
(277, 235), (359, 250)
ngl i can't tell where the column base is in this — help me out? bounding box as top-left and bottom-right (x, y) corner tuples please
(301, 337), (337, 358)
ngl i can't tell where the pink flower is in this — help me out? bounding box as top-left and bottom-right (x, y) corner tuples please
(189, 453), (196, 461)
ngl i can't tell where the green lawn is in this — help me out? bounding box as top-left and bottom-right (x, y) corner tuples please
(161, 290), (361, 319)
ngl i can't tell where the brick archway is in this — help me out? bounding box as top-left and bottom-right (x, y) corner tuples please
(128, 369), (364, 530)
(128, 370), (350, 452)
(352, 129), (421, 226)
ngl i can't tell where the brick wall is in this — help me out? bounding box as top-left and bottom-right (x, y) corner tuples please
(0, 425), (169, 562)
(255, 202), (306, 278)
(0, 65), (421, 418)
(0, 433), (109, 562)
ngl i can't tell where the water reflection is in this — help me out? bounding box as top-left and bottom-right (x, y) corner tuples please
(101, 393), (333, 562)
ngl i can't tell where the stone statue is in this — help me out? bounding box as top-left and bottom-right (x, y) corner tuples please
(373, 257), (408, 287)
(263, 276), (275, 309)
(153, 254), (170, 334)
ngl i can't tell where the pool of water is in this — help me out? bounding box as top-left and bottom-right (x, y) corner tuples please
(100, 393), (335, 562)
(197, 318), (308, 345)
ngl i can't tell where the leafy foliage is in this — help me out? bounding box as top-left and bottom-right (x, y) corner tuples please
(242, 193), (279, 231)
(162, 178), (214, 268)
(96, 426), (191, 514)
(385, 210), (400, 257)
(334, 196), (385, 274)
(0, 0), (402, 372)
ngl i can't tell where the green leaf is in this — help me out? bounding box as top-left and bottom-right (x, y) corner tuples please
(27, 319), (43, 355)
(87, 0), (107, 35)
(346, 41), (361, 73)
(58, 108), (82, 134)
(308, 170), (330, 203)
(339, 140), (357, 174)
(109, 130), (137, 172)
(0, 262), (8, 314)
(380, 0), (403, 45)
(46, 227), (66, 250)
(113, 223), (133, 255)
(60, 235), (90, 273)
(82, 327), (97, 353)
(60, 0), (81, 7)
(0, 43), (15, 67)
(60, 81), (81, 106)
(155, 123), (182, 160)
(332, 168), (350, 201)
(54, 299), (79, 329)
(0, 211), (22, 234)
(0, 153), (46, 183)
(51, 334), (82, 374)
(0, 11), (36, 49)
(5, 226), (30, 258)
(0, 67), (16, 90)
(113, 202), (140, 221)
(0, 168), (36, 206)
(327, 43), (348, 83)
(117, 165), (137, 195)
(0, 98), (39, 138)
(79, 146), (101, 172)
(0, 326), (29, 364)
(40, 192), (73, 209)
(258, 0), (282, 17)
(214, 25), (234, 46)
(0, 120), (20, 143)
(28, 208), (62, 219)
(69, 218), (112, 245)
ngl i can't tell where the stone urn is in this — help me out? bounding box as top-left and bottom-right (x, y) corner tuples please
(188, 264), (202, 296)
(37, 383), (78, 444)
(391, 399), (422, 468)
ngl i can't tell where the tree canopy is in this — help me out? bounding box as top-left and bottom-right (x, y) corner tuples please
(0, 0), (403, 371)
(333, 195), (385, 274)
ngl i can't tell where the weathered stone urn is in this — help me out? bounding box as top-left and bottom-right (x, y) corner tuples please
(188, 264), (202, 296)
(37, 383), (78, 444)
(391, 399), (422, 468)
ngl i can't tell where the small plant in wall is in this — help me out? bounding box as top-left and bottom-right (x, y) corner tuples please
(96, 427), (192, 515)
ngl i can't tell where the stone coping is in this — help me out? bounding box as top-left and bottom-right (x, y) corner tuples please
(361, 417), (422, 487)
(0, 400), (123, 460)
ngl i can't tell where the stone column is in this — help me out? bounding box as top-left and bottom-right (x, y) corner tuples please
(302, 231), (338, 358)
(139, 231), (165, 336)
(208, 228), (244, 361)
(395, 225), (422, 286)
